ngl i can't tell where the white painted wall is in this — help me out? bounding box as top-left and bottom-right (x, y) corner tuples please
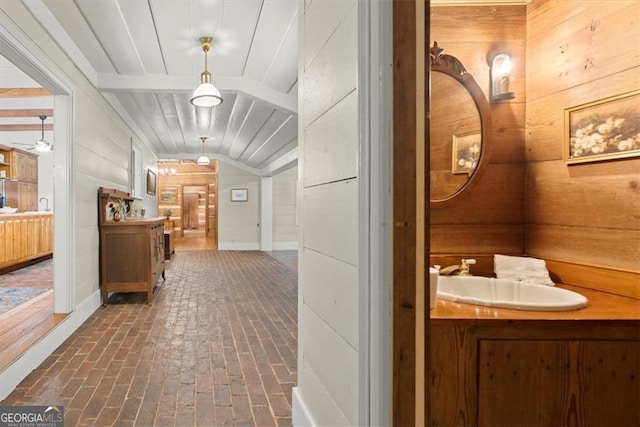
(295, 1), (360, 425)
(217, 161), (261, 250)
(273, 165), (298, 249)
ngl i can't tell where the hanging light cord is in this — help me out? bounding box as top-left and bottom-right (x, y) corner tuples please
(39, 115), (46, 140)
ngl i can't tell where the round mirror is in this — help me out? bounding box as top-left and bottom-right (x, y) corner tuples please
(429, 42), (492, 203)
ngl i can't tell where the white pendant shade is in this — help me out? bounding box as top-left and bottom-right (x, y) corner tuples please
(190, 80), (223, 108)
(197, 136), (210, 165)
(190, 36), (223, 108)
(197, 155), (210, 166)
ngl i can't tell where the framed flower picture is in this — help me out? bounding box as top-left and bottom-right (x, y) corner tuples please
(452, 131), (481, 175)
(564, 89), (640, 164)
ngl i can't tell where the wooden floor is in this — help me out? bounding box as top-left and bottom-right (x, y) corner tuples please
(0, 258), (63, 372)
(174, 234), (217, 251)
(0, 293), (67, 371)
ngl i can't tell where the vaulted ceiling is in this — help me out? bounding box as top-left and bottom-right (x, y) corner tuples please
(11, 0), (299, 172)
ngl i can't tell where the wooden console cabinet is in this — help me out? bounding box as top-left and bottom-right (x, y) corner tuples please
(98, 188), (164, 305)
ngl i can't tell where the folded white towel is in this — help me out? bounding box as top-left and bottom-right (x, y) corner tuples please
(494, 254), (555, 286)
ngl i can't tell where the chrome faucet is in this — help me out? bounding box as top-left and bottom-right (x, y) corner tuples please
(39, 197), (50, 211)
(434, 258), (476, 276)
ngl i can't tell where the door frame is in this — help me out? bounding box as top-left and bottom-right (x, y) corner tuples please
(0, 15), (76, 314)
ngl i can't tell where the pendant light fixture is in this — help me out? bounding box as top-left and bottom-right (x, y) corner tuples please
(190, 37), (223, 108)
(196, 137), (210, 166)
(34, 115), (53, 152)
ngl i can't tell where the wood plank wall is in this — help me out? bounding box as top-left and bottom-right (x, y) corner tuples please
(430, 6), (527, 262)
(157, 160), (217, 238)
(525, 1), (640, 284)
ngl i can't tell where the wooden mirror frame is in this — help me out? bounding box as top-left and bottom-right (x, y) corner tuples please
(429, 41), (492, 204)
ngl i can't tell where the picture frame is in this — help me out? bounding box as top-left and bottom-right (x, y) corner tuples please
(146, 169), (157, 195)
(160, 186), (177, 203)
(564, 89), (640, 165)
(231, 188), (248, 202)
(452, 131), (481, 175)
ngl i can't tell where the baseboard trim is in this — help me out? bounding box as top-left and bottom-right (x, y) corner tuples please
(0, 290), (101, 400)
(292, 387), (315, 427)
(273, 242), (298, 250)
(217, 242), (261, 251)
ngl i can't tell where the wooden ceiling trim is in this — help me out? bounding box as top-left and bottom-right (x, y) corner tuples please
(0, 109), (54, 118)
(0, 88), (52, 98)
(0, 124), (54, 131)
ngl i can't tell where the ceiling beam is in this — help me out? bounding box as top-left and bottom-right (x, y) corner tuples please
(261, 147), (298, 177)
(0, 109), (54, 118)
(0, 88), (52, 98)
(97, 75), (297, 114)
(0, 124), (54, 131)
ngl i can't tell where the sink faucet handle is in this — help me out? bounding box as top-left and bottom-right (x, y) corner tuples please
(460, 258), (476, 275)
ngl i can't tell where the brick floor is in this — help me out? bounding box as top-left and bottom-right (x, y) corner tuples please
(1, 250), (298, 426)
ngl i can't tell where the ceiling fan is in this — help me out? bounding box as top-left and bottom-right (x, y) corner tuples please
(33, 115), (53, 152)
(14, 115), (53, 152)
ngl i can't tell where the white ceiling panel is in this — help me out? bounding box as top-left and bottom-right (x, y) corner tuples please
(263, 17), (299, 92)
(117, 1), (166, 74)
(21, 0), (299, 173)
(217, 93), (255, 154)
(74, 0), (144, 75)
(245, 115), (296, 166)
(148, 1), (198, 75)
(244, 0), (298, 83)
(43, 0), (117, 73)
(190, 1), (225, 50)
(252, 136), (297, 169)
(228, 103), (275, 159)
(217, 0), (263, 75)
(240, 110), (292, 160)
(208, 93), (237, 142)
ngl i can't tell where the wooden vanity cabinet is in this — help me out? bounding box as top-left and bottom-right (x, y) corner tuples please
(98, 187), (164, 305)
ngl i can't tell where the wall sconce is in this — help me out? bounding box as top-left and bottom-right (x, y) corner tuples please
(490, 53), (515, 102)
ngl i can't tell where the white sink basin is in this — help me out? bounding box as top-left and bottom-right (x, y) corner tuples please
(437, 276), (588, 311)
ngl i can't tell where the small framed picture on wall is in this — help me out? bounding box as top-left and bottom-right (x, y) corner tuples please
(231, 188), (248, 202)
(146, 169), (157, 195)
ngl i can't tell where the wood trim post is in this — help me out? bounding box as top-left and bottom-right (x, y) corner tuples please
(393, 0), (428, 425)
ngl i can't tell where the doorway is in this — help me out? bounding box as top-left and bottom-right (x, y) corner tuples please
(157, 159), (218, 251)
(182, 185), (207, 238)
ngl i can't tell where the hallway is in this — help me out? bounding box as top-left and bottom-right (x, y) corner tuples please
(1, 250), (298, 426)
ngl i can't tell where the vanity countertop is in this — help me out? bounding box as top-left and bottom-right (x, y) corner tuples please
(431, 284), (640, 321)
